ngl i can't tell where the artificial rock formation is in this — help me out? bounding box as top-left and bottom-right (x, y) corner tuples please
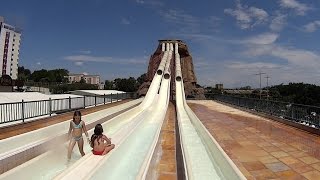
(138, 40), (205, 99)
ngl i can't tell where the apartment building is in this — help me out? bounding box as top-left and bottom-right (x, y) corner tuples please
(66, 73), (100, 85)
(0, 16), (22, 80)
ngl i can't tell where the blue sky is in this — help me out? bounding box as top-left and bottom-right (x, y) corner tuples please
(1, 0), (320, 88)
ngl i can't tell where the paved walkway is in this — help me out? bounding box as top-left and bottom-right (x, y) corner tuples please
(189, 100), (320, 180)
(0, 100), (131, 140)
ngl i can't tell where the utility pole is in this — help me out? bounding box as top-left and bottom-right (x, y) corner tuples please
(265, 75), (270, 100)
(254, 70), (266, 99)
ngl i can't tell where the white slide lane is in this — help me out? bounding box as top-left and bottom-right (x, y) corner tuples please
(0, 48), (168, 179)
(53, 43), (173, 180)
(0, 98), (142, 179)
(0, 99), (141, 159)
(89, 52), (172, 180)
(174, 42), (245, 180)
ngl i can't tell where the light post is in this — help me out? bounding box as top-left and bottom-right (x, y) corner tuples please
(265, 75), (270, 100)
(254, 70), (266, 99)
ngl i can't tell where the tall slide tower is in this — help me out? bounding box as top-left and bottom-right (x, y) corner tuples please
(138, 40), (205, 99)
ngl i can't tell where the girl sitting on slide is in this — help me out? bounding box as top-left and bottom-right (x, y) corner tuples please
(90, 124), (115, 155)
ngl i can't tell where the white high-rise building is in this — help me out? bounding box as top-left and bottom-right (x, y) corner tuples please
(0, 16), (22, 80)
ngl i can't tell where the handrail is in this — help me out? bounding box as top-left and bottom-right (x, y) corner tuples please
(214, 94), (320, 129)
(0, 92), (136, 124)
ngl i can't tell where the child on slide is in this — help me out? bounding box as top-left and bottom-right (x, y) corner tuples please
(91, 124), (115, 155)
(67, 110), (90, 160)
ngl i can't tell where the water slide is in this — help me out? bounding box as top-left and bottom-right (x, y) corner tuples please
(53, 44), (172, 180)
(1, 41), (246, 180)
(174, 42), (245, 180)
(0, 98), (142, 179)
(0, 43), (173, 180)
(0, 98), (141, 159)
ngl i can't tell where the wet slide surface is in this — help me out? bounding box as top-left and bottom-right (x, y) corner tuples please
(0, 99), (141, 157)
(175, 81), (223, 179)
(189, 100), (320, 180)
(0, 99), (142, 179)
(54, 47), (172, 180)
(0, 100), (132, 140)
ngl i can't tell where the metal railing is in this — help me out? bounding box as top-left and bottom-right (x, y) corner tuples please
(214, 95), (320, 129)
(0, 92), (136, 124)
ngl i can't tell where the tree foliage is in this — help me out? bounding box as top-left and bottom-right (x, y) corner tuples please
(268, 83), (320, 106)
(104, 77), (139, 92)
(104, 74), (147, 92)
(18, 66), (31, 81)
(50, 83), (98, 94)
(30, 69), (69, 82)
(18, 67), (69, 83)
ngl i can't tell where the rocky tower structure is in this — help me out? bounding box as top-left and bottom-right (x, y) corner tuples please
(138, 40), (205, 99)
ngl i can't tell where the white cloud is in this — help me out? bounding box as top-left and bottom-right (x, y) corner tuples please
(78, 50), (91, 54)
(159, 9), (199, 32)
(269, 13), (287, 32)
(227, 62), (281, 69)
(303, 20), (320, 32)
(226, 33), (279, 45)
(36, 62), (41, 66)
(244, 44), (320, 69)
(194, 56), (320, 87)
(136, 0), (144, 4)
(224, 0), (268, 29)
(63, 55), (147, 65)
(121, 18), (130, 25)
(75, 62), (83, 66)
(159, 9), (220, 33)
(136, 0), (164, 7)
(244, 33), (279, 45)
(279, 0), (311, 15)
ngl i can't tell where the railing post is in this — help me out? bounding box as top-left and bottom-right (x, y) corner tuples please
(104, 94), (106, 104)
(21, 99), (25, 122)
(111, 93), (113, 103)
(69, 96), (71, 110)
(83, 96), (86, 108)
(49, 98), (52, 116)
(116, 93), (119, 102)
(94, 95), (97, 106)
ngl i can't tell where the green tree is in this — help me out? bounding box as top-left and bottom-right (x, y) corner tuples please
(137, 73), (146, 85)
(17, 66), (31, 81)
(79, 77), (86, 84)
(268, 83), (320, 106)
(30, 69), (48, 82)
(111, 77), (139, 92)
(104, 80), (114, 90)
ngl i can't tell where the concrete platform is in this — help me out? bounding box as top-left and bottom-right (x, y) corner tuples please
(189, 100), (320, 180)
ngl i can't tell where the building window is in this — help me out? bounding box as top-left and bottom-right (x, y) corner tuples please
(13, 39), (15, 42)
(12, 49), (14, 51)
